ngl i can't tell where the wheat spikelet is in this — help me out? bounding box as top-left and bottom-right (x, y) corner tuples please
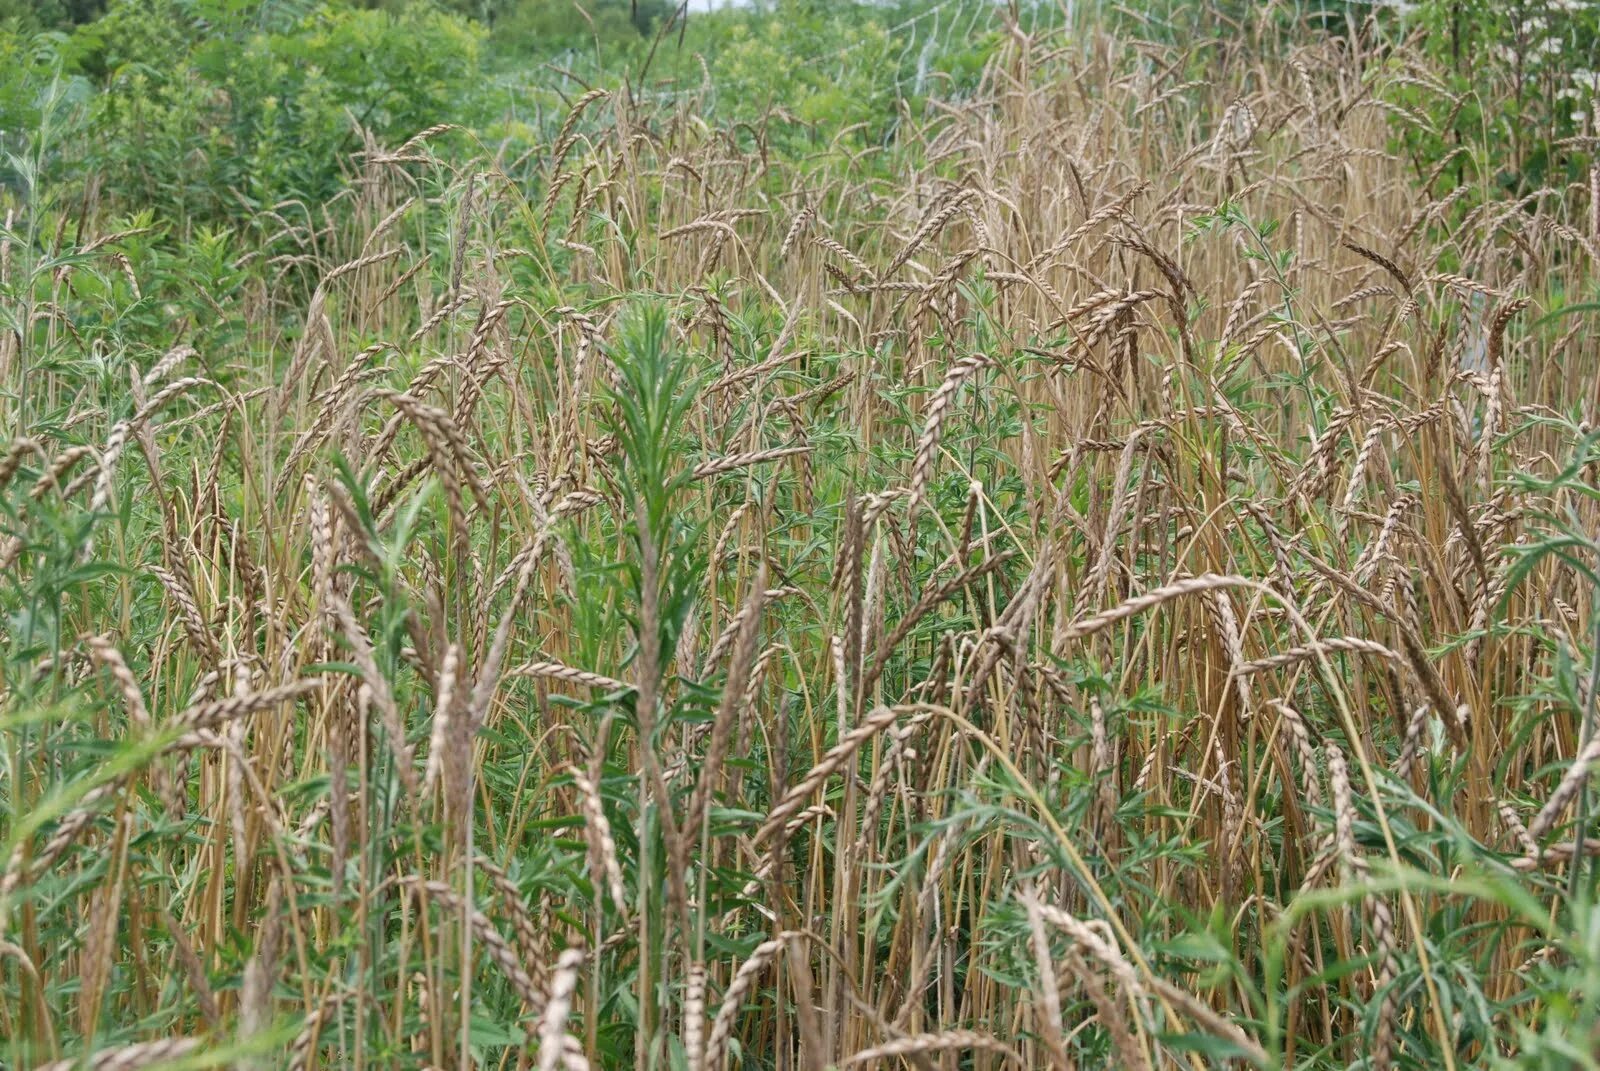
(861, 549), (1015, 700)
(1396, 703), (1431, 777)
(704, 933), (798, 1069)
(549, 89), (609, 175)
(11, 778), (125, 894)
(83, 635), (150, 730)
(159, 906), (220, 1030)
(468, 528), (549, 732)
(1020, 890), (1071, 1067)
(687, 568), (766, 838)
(660, 218), (741, 243)
(1528, 734), (1600, 845)
(422, 642), (461, 797)
(1062, 574), (1253, 642)
(683, 963), (708, 1069)
(571, 767), (628, 917)
(1061, 943), (1150, 1070)
(506, 660), (630, 693)
(148, 563), (219, 664)
(758, 704), (905, 841)
(402, 876), (547, 1012)
(1327, 744), (1358, 885)
(1232, 637), (1405, 677)
(778, 203), (815, 259)
(845, 1031), (1024, 1067)
(1497, 797), (1540, 856)
(332, 598), (418, 794)
(286, 991), (347, 1071)
(0, 435), (43, 489)
(812, 235), (874, 282)
(1027, 181), (1149, 273)
(884, 188), (974, 277)
(36, 1038), (202, 1071)
(362, 196), (417, 254)
(1147, 974), (1268, 1066)
(321, 246), (403, 286)
(239, 879), (284, 1054)
(1342, 239), (1414, 293)
(378, 388), (490, 514)
(77, 811), (131, 1037)
(175, 677), (323, 735)
(410, 291), (476, 342)
(908, 354), (990, 512)
(536, 947), (585, 1071)
(691, 444), (811, 481)
(391, 122), (458, 156)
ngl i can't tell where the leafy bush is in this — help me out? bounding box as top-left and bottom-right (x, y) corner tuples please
(0, 0), (107, 31)
(1392, 0), (1600, 195)
(0, 32), (87, 149)
(64, 0), (484, 222)
(461, 0), (670, 46)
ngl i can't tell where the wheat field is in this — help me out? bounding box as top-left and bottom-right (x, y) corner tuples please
(4, 7), (1600, 1070)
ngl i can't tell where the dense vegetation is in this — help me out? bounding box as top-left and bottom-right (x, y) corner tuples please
(8, 0), (1600, 1068)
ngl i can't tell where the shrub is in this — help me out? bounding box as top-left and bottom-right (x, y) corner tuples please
(66, 0), (485, 223)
